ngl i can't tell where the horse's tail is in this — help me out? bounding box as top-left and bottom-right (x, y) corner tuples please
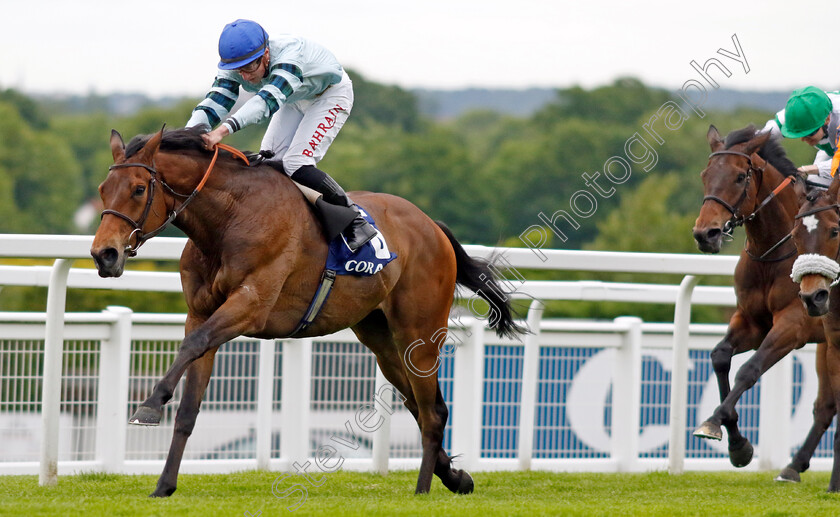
(435, 221), (527, 340)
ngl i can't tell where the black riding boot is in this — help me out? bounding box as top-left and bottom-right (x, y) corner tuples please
(291, 165), (377, 252)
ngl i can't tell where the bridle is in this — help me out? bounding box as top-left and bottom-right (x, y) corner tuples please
(702, 150), (765, 234)
(100, 143), (249, 257)
(789, 200), (840, 286)
(703, 149), (798, 261)
(794, 200), (840, 262)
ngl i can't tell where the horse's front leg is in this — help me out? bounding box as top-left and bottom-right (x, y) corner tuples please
(826, 339), (840, 492)
(129, 286), (266, 425)
(695, 312), (762, 440)
(699, 309), (804, 468)
(151, 348), (217, 497)
(778, 341), (835, 482)
(710, 312), (763, 400)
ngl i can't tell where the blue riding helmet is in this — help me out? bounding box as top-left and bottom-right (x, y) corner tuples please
(218, 19), (269, 70)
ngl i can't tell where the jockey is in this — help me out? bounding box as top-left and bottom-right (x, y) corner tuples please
(762, 86), (840, 179)
(186, 19), (377, 252)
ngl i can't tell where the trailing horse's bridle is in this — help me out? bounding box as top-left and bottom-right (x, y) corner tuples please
(100, 143), (249, 257)
(760, 197), (840, 271)
(794, 201), (840, 263)
(790, 201), (840, 286)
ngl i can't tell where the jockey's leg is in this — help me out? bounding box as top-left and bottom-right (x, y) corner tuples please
(262, 71), (373, 251)
(291, 164), (377, 252)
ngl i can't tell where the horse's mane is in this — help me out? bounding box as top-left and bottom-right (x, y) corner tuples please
(724, 124), (799, 177)
(124, 125), (227, 159)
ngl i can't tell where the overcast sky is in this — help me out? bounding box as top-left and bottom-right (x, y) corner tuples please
(0, 0), (834, 98)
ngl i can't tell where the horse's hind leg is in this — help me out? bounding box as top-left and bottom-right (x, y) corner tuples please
(391, 317), (459, 495)
(777, 341), (835, 482)
(352, 310), (421, 416)
(430, 384), (474, 494)
(352, 311), (472, 494)
(150, 349), (218, 497)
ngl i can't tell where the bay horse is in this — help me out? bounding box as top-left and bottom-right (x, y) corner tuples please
(692, 125), (831, 481)
(90, 125), (524, 497)
(790, 178), (840, 491)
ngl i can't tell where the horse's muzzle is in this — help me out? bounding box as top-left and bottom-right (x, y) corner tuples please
(799, 285), (830, 317)
(91, 247), (125, 278)
(693, 227), (723, 254)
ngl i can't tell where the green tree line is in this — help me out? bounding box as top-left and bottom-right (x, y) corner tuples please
(0, 74), (816, 322)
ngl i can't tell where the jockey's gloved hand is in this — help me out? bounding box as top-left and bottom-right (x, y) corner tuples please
(245, 150), (275, 166)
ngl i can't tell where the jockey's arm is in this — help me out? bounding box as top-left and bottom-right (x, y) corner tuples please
(812, 149), (833, 178)
(201, 125), (230, 150)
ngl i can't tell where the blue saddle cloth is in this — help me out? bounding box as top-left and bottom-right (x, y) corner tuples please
(325, 206), (397, 276)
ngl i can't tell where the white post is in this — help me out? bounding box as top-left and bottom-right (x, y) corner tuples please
(612, 316), (642, 472)
(758, 353), (793, 470)
(96, 306), (132, 472)
(256, 339), (276, 470)
(281, 338), (312, 468)
(371, 366), (392, 475)
(668, 275), (700, 475)
(452, 319), (485, 470)
(40, 258), (73, 486)
(517, 300), (545, 470)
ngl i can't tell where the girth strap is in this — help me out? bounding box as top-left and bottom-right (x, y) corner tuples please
(287, 269), (337, 337)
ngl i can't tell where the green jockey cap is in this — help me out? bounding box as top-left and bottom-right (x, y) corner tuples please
(782, 86), (832, 138)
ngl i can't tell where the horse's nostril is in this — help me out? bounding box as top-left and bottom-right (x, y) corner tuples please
(800, 289), (830, 307)
(814, 289), (830, 305)
(694, 228), (721, 244)
(98, 247), (119, 268)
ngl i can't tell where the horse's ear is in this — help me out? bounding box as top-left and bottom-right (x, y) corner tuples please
(707, 125), (723, 151)
(142, 124), (166, 158)
(743, 129), (771, 156)
(110, 129), (125, 162)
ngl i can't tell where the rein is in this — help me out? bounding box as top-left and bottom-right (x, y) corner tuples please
(795, 202), (840, 220)
(101, 143), (249, 256)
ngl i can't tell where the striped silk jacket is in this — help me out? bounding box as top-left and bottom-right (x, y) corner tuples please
(186, 35), (344, 135)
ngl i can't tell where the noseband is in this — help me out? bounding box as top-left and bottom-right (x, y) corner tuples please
(100, 143), (249, 257)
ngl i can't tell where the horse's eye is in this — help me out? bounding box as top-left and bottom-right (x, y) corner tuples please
(832, 227), (840, 238)
(133, 185), (146, 197)
(735, 174), (746, 183)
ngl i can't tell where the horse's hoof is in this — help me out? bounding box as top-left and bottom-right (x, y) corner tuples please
(129, 405), (162, 426)
(693, 421), (723, 441)
(455, 470), (474, 494)
(775, 467), (801, 483)
(149, 485), (176, 498)
(728, 439), (753, 468)
(441, 469), (474, 494)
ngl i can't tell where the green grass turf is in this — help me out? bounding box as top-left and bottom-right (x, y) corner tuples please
(2, 470), (840, 516)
